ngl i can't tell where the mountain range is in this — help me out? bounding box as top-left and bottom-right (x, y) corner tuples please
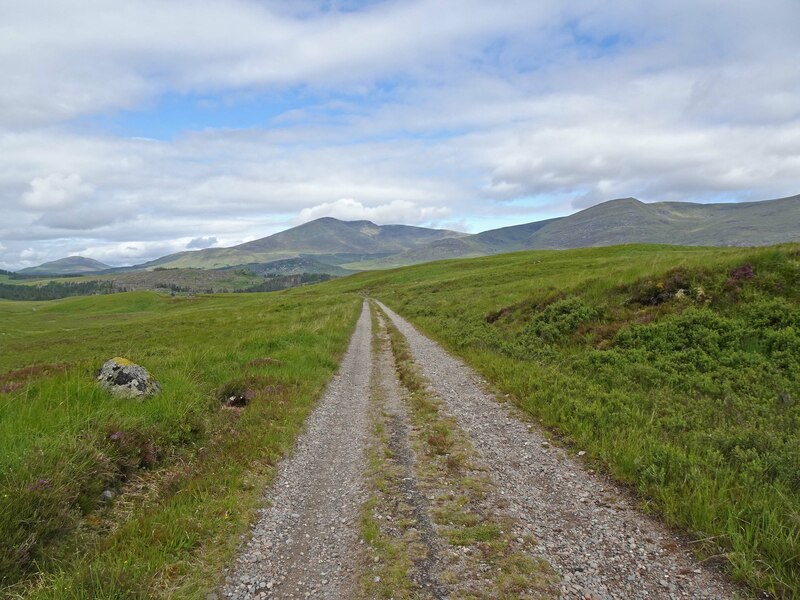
(15, 194), (800, 275)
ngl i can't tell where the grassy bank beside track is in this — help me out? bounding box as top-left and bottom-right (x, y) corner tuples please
(0, 288), (361, 598)
(331, 243), (800, 597)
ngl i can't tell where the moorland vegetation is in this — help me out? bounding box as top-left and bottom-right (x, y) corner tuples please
(0, 243), (798, 597)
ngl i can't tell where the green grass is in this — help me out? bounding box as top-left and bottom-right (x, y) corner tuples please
(4, 242), (799, 597)
(0, 287), (362, 597)
(330, 243), (800, 597)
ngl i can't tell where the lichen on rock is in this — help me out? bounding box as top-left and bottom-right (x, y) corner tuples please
(96, 357), (161, 398)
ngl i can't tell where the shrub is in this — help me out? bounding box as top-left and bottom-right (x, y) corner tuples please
(520, 297), (601, 345)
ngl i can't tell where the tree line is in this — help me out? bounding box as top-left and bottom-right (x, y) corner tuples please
(0, 280), (115, 301)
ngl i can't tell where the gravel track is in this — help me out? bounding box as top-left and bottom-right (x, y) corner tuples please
(221, 300), (372, 599)
(378, 301), (742, 600)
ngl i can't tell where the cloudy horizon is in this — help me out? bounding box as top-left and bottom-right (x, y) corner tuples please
(2, 0), (799, 270)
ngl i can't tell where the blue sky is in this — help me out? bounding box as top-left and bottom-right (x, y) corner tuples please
(76, 92), (304, 140)
(1, 0), (799, 269)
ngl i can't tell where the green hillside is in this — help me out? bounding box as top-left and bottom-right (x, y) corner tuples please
(470, 217), (561, 251)
(140, 218), (464, 270)
(528, 195), (800, 249)
(219, 256), (355, 277)
(237, 218), (464, 254)
(356, 217), (562, 268)
(129, 246), (300, 270)
(18, 256), (112, 276)
(359, 195), (800, 268)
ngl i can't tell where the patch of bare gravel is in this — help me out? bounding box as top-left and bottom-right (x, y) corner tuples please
(377, 301), (744, 600)
(221, 300), (372, 600)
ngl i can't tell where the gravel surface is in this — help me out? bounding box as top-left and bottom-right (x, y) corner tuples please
(378, 301), (742, 600)
(221, 300), (372, 600)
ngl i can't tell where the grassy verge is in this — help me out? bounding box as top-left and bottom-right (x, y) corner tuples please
(379, 305), (559, 598)
(328, 244), (800, 597)
(0, 287), (361, 598)
(358, 304), (422, 599)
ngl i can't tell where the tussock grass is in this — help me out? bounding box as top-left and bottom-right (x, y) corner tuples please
(0, 288), (361, 597)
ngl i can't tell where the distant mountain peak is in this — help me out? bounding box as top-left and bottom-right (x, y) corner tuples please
(602, 197), (642, 205)
(18, 256), (112, 276)
(527, 194), (800, 250)
(127, 217), (465, 270)
(306, 216), (375, 225)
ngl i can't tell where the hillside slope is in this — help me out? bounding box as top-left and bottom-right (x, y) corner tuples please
(135, 218), (465, 269)
(352, 194), (800, 269)
(528, 194), (800, 249)
(237, 218), (464, 254)
(18, 256), (111, 276)
(356, 217), (563, 268)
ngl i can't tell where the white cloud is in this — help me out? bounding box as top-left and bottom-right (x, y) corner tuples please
(21, 173), (93, 209)
(478, 115), (800, 207)
(298, 198), (451, 225)
(0, 0), (558, 128)
(0, 0), (798, 269)
(78, 240), (187, 265)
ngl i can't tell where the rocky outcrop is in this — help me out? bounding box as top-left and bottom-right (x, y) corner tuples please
(97, 357), (161, 398)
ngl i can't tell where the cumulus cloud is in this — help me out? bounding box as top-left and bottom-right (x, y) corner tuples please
(298, 198), (451, 225)
(21, 173), (93, 209)
(77, 241), (189, 265)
